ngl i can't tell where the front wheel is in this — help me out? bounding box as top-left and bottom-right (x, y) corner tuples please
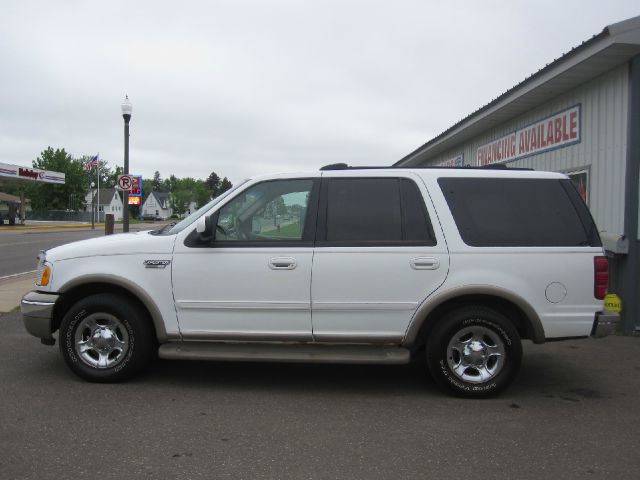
(426, 306), (522, 397)
(59, 293), (154, 382)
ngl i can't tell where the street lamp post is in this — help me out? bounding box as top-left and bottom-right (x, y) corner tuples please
(121, 95), (132, 232)
(90, 182), (96, 229)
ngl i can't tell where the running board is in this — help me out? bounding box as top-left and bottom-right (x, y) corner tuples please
(158, 342), (410, 365)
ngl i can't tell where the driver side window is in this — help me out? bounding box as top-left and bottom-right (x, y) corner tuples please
(215, 179), (313, 242)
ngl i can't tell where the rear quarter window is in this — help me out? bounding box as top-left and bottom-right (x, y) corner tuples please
(438, 177), (600, 247)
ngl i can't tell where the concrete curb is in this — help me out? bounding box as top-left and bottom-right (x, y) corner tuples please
(0, 272), (36, 313)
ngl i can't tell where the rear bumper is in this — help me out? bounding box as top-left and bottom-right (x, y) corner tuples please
(21, 291), (59, 343)
(591, 310), (620, 338)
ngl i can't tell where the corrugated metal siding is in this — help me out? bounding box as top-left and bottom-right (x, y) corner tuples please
(426, 64), (629, 235)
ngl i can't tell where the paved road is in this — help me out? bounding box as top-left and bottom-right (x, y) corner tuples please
(0, 224), (160, 277)
(1, 310), (639, 479)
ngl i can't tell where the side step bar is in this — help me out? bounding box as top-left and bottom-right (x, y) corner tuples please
(158, 342), (410, 365)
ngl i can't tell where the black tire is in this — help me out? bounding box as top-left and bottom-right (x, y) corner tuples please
(59, 293), (154, 382)
(426, 306), (522, 398)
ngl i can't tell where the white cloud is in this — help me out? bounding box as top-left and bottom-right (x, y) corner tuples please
(0, 0), (638, 185)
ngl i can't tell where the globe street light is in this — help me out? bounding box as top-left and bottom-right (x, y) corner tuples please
(121, 95), (132, 232)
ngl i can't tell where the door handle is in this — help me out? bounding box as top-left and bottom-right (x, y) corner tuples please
(410, 257), (440, 270)
(269, 257), (297, 270)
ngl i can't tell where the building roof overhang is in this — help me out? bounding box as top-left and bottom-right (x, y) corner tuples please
(395, 15), (640, 166)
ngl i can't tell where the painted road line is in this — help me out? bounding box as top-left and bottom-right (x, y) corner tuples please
(0, 270), (37, 281)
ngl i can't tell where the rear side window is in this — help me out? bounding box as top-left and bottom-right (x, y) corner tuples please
(326, 178), (402, 242)
(319, 177), (436, 246)
(438, 177), (597, 247)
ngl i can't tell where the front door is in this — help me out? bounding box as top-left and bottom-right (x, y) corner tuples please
(172, 177), (319, 341)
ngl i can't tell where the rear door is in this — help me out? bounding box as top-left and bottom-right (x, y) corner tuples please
(310, 172), (449, 343)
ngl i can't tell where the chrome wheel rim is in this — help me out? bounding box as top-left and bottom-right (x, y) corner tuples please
(446, 325), (506, 384)
(74, 313), (130, 369)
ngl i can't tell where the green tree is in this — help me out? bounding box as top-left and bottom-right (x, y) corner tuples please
(218, 177), (233, 197)
(169, 189), (191, 216)
(152, 171), (162, 191)
(193, 181), (210, 209)
(26, 147), (90, 210)
(106, 165), (124, 187)
(162, 174), (178, 193)
(205, 171), (220, 197)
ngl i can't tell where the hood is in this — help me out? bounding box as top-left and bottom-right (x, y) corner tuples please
(45, 231), (176, 262)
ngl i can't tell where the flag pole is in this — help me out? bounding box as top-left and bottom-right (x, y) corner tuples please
(89, 157), (94, 230)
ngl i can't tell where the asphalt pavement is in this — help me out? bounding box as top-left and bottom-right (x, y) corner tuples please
(0, 222), (160, 278)
(1, 309), (639, 479)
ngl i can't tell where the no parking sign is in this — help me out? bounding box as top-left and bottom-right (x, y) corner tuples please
(117, 175), (133, 191)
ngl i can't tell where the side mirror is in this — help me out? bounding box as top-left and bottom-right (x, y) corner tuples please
(195, 215), (207, 234)
(195, 213), (217, 243)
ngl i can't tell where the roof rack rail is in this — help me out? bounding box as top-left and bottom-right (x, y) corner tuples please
(319, 163), (533, 171)
(320, 163), (349, 171)
(480, 164), (509, 169)
(320, 164), (401, 171)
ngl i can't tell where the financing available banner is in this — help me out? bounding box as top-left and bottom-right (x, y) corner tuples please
(476, 105), (581, 166)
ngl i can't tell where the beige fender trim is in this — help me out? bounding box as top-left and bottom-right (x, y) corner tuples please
(402, 285), (546, 346)
(58, 274), (174, 342)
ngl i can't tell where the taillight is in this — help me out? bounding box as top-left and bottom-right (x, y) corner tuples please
(594, 256), (608, 300)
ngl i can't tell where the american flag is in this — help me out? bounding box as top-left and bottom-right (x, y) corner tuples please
(84, 155), (98, 171)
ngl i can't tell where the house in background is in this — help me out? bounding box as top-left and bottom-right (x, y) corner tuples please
(141, 191), (172, 220)
(84, 188), (124, 222)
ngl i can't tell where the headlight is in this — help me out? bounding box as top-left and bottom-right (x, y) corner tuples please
(35, 251), (52, 287)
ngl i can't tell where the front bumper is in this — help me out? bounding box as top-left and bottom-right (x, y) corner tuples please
(21, 291), (59, 344)
(591, 310), (620, 338)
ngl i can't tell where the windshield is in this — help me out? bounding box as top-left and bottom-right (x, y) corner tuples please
(157, 179), (250, 235)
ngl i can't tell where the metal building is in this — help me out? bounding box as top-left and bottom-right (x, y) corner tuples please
(395, 15), (640, 334)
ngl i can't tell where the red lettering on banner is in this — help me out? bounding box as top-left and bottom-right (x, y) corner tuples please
(546, 120), (554, 146)
(562, 115), (569, 141)
(530, 127), (537, 150)
(569, 111), (577, 139)
(554, 118), (562, 143)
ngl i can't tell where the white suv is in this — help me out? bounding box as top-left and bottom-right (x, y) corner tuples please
(21, 166), (618, 397)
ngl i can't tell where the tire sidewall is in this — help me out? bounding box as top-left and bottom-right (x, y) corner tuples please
(427, 308), (522, 397)
(59, 294), (149, 382)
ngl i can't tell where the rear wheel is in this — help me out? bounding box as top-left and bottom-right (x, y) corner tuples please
(426, 306), (522, 397)
(59, 293), (154, 382)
